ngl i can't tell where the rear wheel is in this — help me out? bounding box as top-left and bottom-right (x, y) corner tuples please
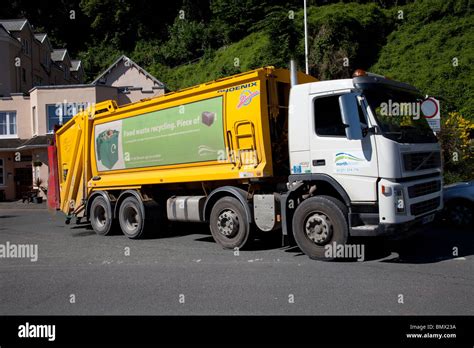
(209, 196), (250, 249)
(90, 196), (115, 236)
(119, 196), (147, 239)
(292, 195), (348, 260)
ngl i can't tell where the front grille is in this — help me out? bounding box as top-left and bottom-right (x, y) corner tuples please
(410, 197), (440, 216)
(403, 152), (441, 171)
(407, 180), (441, 198)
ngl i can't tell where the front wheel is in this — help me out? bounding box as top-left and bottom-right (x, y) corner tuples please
(292, 195), (348, 260)
(209, 196), (250, 249)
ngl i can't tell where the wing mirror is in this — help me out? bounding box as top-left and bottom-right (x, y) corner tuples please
(339, 93), (363, 140)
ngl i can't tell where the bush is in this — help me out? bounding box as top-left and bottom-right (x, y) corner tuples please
(78, 43), (124, 82)
(439, 112), (474, 183)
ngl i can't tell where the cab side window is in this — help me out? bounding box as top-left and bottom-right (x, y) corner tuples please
(314, 95), (345, 136)
(314, 95), (366, 136)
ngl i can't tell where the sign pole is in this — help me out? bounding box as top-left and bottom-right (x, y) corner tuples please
(304, 0), (309, 74)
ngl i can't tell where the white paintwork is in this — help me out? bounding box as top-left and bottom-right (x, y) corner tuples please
(288, 78), (443, 226)
(288, 84), (311, 153)
(308, 91), (379, 202)
(378, 177), (442, 224)
(289, 81), (379, 202)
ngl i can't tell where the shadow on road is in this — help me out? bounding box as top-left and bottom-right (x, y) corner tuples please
(379, 225), (473, 264)
(67, 218), (472, 263)
(71, 230), (96, 237)
(283, 224), (474, 263)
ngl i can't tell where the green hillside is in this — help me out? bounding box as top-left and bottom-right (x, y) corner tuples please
(371, 0), (474, 117)
(142, 0), (473, 119)
(148, 32), (274, 90)
(138, 0), (473, 183)
(6, 0), (470, 179)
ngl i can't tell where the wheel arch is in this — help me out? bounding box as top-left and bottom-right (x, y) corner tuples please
(445, 197), (473, 208)
(281, 174), (351, 237)
(289, 173), (351, 207)
(86, 190), (115, 221)
(114, 189), (145, 219)
(203, 186), (253, 223)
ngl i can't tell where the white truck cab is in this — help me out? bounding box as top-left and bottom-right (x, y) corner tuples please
(285, 71), (442, 258)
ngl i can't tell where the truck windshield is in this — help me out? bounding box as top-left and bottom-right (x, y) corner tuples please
(364, 88), (438, 143)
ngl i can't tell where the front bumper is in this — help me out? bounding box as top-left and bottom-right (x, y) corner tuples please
(350, 210), (440, 238)
(378, 176), (443, 224)
(376, 211), (440, 239)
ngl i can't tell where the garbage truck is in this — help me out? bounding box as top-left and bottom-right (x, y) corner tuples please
(49, 66), (443, 259)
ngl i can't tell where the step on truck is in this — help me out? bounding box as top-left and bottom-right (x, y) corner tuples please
(49, 66), (443, 259)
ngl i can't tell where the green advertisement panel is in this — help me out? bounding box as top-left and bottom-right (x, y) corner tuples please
(94, 96), (224, 171)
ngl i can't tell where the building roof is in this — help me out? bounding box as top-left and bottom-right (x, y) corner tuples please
(0, 19), (28, 32)
(0, 24), (8, 34)
(51, 49), (67, 62)
(92, 55), (165, 88)
(70, 60), (82, 72)
(29, 84), (118, 93)
(0, 135), (54, 151)
(0, 138), (24, 151)
(19, 135), (54, 148)
(34, 33), (47, 42)
(0, 24), (21, 45)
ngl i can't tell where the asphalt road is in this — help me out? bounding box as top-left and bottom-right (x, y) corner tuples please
(0, 208), (473, 315)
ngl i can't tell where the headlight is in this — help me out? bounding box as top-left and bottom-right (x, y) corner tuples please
(395, 188), (405, 214)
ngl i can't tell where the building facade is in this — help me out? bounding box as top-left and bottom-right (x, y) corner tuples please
(0, 19), (165, 201)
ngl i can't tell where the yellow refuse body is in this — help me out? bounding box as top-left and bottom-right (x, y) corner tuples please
(55, 66), (316, 217)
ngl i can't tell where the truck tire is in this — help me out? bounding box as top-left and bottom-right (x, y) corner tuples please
(118, 196), (148, 239)
(292, 195), (348, 260)
(90, 196), (115, 236)
(209, 196), (250, 250)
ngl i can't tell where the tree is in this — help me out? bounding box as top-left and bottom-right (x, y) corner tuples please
(79, 0), (180, 50)
(264, 5), (302, 67)
(160, 17), (207, 65)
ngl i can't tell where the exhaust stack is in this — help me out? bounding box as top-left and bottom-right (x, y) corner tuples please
(290, 59), (298, 87)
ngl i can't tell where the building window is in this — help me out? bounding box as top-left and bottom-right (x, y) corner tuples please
(21, 38), (30, 55)
(42, 51), (50, 67)
(0, 159), (4, 185)
(22, 68), (26, 83)
(0, 112), (17, 137)
(46, 103), (87, 133)
(32, 106), (37, 135)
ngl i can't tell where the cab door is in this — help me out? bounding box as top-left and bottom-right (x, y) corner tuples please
(309, 92), (379, 202)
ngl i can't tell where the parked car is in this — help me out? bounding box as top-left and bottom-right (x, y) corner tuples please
(442, 181), (474, 227)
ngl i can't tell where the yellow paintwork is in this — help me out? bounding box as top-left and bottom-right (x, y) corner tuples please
(55, 67), (317, 216)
